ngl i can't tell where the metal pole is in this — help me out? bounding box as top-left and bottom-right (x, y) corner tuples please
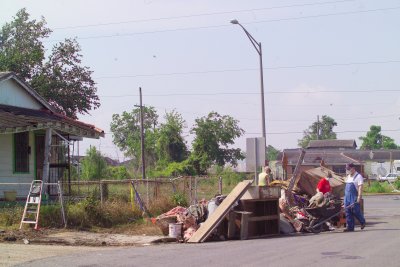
(231, 19), (266, 139)
(259, 43), (266, 139)
(138, 87), (148, 205)
(254, 138), (258, 184)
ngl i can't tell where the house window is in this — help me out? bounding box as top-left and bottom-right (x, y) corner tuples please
(332, 165), (346, 175)
(14, 132), (29, 173)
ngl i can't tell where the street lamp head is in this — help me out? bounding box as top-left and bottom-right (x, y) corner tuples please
(230, 19), (239, 25)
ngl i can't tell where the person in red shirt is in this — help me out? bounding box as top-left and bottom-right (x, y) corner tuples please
(317, 171), (332, 195)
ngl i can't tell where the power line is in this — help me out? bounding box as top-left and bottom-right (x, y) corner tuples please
(99, 88), (400, 98)
(95, 60), (400, 80)
(53, 0), (357, 30)
(48, 6), (400, 42)
(103, 128), (400, 136)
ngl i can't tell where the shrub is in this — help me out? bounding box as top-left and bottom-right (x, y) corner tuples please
(171, 192), (188, 207)
(66, 201), (91, 229)
(66, 193), (141, 229)
(394, 179), (400, 190)
(0, 204), (23, 227)
(40, 204), (63, 227)
(217, 167), (245, 186)
(150, 160), (196, 178)
(106, 166), (129, 180)
(364, 181), (389, 193)
(148, 195), (177, 216)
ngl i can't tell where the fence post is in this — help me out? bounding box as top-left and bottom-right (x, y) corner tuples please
(189, 177), (192, 204)
(194, 176), (197, 204)
(219, 176), (222, 195)
(100, 181), (108, 204)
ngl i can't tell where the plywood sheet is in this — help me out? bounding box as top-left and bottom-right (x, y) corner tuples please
(188, 180), (253, 243)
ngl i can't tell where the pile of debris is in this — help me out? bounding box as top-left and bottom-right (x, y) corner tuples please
(277, 166), (345, 233)
(154, 167), (346, 242)
(155, 195), (226, 241)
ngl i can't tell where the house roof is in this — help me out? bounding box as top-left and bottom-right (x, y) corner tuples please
(0, 104), (104, 138)
(0, 72), (103, 139)
(307, 139), (357, 149)
(0, 72), (56, 112)
(278, 148), (400, 166)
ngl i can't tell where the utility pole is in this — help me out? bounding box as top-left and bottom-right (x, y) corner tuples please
(135, 87), (148, 205)
(317, 115), (320, 140)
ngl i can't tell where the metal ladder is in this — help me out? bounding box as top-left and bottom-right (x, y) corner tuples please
(20, 180), (43, 230)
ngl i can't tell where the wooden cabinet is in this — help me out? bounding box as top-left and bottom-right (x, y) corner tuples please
(229, 198), (280, 240)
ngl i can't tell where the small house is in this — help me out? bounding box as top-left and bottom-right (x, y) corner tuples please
(0, 72), (104, 199)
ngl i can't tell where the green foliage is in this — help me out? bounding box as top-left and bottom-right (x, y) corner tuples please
(190, 111), (245, 174)
(66, 201), (91, 229)
(150, 160), (196, 177)
(0, 9), (99, 119)
(171, 193), (188, 207)
(0, 204), (23, 227)
(31, 39), (99, 119)
(216, 167), (245, 186)
(110, 106), (159, 168)
(394, 179), (400, 190)
(298, 115), (337, 148)
(359, 125), (399, 150)
(81, 146), (107, 180)
(266, 145), (280, 161)
(156, 110), (188, 164)
(66, 194), (141, 229)
(148, 196), (178, 216)
(0, 8), (50, 80)
(364, 181), (390, 193)
(39, 204), (63, 227)
(107, 166), (129, 180)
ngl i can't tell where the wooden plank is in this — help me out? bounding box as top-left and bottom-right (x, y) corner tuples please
(188, 180), (253, 243)
(240, 212), (250, 240)
(248, 215), (279, 222)
(227, 211), (236, 239)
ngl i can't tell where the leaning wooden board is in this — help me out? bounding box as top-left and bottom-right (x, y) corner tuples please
(187, 180), (253, 243)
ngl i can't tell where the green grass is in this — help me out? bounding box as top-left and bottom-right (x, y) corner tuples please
(363, 181), (399, 194)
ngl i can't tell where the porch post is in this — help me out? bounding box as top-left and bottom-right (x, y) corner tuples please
(42, 128), (52, 191)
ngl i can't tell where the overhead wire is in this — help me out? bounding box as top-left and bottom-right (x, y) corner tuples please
(53, 0), (358, 30)
(48, 5), (400, 42)
(95, 60), (400, 80)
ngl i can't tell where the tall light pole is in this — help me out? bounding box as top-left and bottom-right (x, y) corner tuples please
(230, 19), (266, 139)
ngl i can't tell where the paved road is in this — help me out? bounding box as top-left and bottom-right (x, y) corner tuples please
(7, 195), (400, 267)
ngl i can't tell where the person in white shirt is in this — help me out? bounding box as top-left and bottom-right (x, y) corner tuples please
(343, 163), (366, 232)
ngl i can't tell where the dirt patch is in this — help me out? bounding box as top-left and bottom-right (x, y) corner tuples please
(0, 227), (171, 247)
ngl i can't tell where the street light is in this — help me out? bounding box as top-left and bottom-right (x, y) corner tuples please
(230, 19), (266, 139)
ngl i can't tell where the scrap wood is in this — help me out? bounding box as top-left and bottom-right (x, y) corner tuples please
(187, 180), (253, 243)
(130, 181), (151, 217)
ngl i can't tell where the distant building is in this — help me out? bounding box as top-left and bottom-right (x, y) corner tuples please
(275, 139), (400, 180)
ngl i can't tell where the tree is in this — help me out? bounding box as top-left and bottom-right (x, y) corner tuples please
(81, 146), (107, 180)
(298, 115), (337, 148)
(31, 39), (99, 118)
(0, 9), (50, 80)
(0, 9), (99, 119)
(156, 110), (188, 164)
(110, 106), (159, 169)
(266, 145), (280, 161)
(359, 125), (399, 150)
(190, 112), (245, 174)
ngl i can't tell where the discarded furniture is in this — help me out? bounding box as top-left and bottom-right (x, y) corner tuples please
(228, 186), (280, 240)
(188, 180), (253, 243)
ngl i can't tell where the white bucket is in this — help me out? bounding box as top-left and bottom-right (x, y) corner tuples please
(168, 223), (182, 238)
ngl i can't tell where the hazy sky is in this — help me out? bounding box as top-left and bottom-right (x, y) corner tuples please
(2, 0), (400, 161)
